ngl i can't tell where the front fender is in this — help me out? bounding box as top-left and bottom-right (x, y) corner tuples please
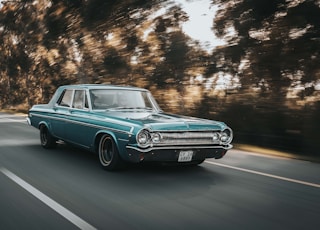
(38, 120), (50, 130)
(93, 130), (131, 161)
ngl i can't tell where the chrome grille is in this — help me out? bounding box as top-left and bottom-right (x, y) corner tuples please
(155, 131), (219, 146)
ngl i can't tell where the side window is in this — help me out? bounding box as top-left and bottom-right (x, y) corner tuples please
(72, 90), (87, 109)
(72, 90), (84, 109)
(57, 90), (73, 107)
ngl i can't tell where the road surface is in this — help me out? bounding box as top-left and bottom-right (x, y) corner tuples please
(0, 113), (319, 230)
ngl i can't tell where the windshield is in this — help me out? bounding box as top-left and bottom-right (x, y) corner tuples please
(89, 89), (161, 111)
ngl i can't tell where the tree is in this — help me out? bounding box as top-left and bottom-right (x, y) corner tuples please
(212, 0), (320, 103)
(0, 1), (46, 107)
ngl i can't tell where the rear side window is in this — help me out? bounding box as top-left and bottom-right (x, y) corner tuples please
(72, 90), (88, 109)
(57, 89), (73, 107)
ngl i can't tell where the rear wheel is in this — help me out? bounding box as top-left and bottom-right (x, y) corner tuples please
(98, 134), (125, 171)
(40, 125), (57, 149)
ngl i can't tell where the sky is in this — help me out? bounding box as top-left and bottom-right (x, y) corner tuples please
(146, 0), (226, 53)
(174, 0), (226, 52)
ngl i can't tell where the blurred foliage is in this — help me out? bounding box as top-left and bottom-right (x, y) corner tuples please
(0, 0), (320, 155)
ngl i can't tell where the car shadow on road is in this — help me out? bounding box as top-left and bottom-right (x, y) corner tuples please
(1, 142), (233, 206)
(5, 142), (229, 196)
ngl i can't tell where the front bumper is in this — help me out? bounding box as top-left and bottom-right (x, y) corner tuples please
(126, 145), (232, 163)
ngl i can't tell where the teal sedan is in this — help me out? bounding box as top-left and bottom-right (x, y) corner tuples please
(27, 84), (233, 170)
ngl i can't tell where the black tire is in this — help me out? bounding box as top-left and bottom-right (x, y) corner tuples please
(98, 134), (125, 171)
(40, 125), (57, 149)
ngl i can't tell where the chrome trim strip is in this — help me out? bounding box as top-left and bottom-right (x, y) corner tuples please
(118, 138), (129, 142)
(126, 144), (233, 153)
(149, 129), (223, 132)
(30, 109), (132, 127)
(30, 112), (134, 135)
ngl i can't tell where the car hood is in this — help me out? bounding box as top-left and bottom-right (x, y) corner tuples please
(98, 111), (227, 131)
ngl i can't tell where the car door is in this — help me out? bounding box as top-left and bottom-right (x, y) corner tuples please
(50, 89), (73, 139)
(66, 90), (96, 148)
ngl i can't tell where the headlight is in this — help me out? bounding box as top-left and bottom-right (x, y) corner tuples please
(220, 128), (233, 144)
(220, 132), (229, 142)
(151, 133), (161, 143)
(137, 129), (151, 147)
(212, 132), (219, 142)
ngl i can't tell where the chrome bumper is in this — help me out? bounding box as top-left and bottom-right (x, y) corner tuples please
(125, 144), (232, 163)
(126, 144), (233, 153)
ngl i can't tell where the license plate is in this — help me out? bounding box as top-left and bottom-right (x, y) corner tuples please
(178, 150), (193, 162)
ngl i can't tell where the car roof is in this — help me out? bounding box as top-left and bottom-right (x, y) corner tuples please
(58, 84), (148, 91)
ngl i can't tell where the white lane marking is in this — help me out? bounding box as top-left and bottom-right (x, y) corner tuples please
(0, 120), (26, 123)
(0, 116), (27, 123)
(0, 167), (97, 230)
(205, 161), (320, 189)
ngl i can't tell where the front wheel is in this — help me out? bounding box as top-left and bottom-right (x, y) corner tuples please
(40, 125), (57, 149)
(98, 134), (125, 171)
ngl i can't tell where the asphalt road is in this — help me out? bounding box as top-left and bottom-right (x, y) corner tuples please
(0, 113), (319, 230)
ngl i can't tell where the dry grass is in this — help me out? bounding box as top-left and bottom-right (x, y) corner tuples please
(234, 144), (320, 163)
